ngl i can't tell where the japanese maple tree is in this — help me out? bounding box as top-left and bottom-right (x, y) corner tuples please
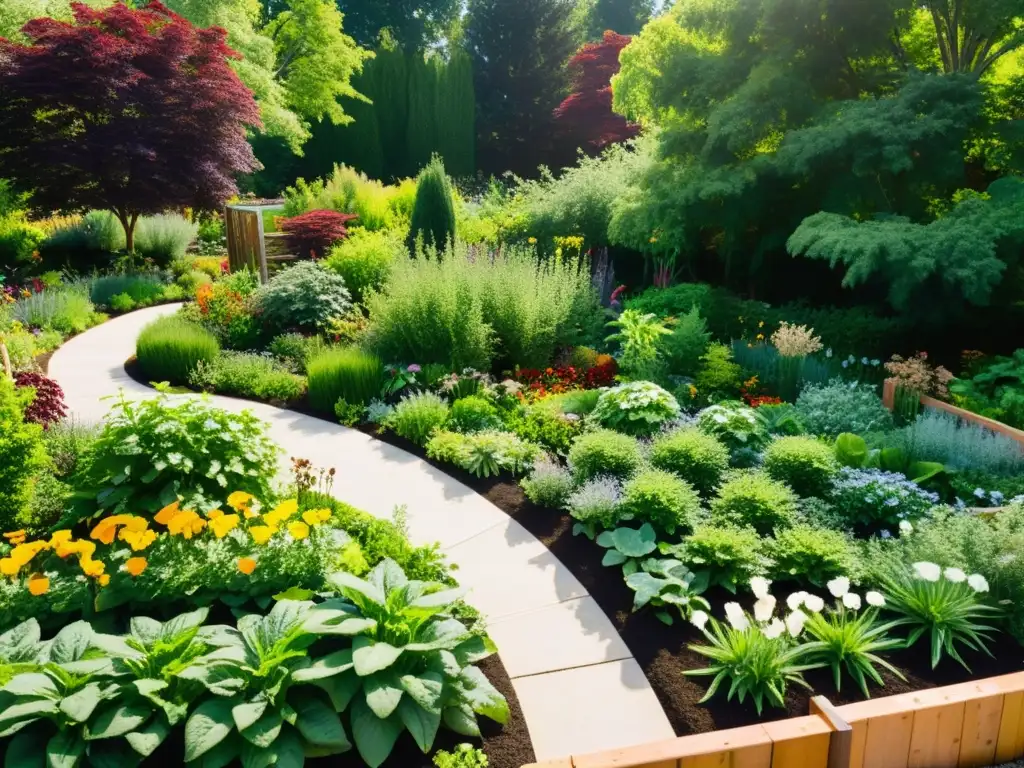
(0, 1), (261, 252)
(554, 31), (639, 151)
(278, 209), (358, 258)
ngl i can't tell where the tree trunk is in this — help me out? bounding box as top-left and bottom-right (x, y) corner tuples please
(114, 209), (140, 253)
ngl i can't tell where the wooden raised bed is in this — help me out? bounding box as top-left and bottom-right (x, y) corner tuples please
(523, 672), (1024, 768)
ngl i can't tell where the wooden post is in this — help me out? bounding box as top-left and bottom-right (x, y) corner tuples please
(256, 206), (268, 284)
(811, 696), (853, 768)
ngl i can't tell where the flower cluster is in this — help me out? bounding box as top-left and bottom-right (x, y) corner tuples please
(771, 321), (823, 358)
(514, 358), (617, 398)
(831, 467), (939, 535)
(911, 561), (989, 592)
(692, 577), (815, 639)
(885, 352), (954, 399)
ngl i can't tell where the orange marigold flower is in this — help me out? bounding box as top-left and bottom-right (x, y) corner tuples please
(90, 515), (136, 545)
(154, 501), (182, 526)
(207, 509), (224, 520)
(120, 529), (157, 552)
(80, 558), (105, 578)
(167, 510), (206, 539)
(27, 574), (49, 596)
(124, 557), (147, 577)
(3, 530), (27, 546)
(237, 557), (257, 575)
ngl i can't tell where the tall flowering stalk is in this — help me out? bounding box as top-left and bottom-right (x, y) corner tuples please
(771, 322), (823, 401)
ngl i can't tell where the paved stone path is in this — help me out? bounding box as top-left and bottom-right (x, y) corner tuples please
(49, 304), (674, 761)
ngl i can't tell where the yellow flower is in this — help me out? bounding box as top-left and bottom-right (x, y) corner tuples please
(302, 509), (332, 526)
(49, 530), (73, 548)
(649, 236), (658, 244)
(3, 530), (27, 546)
(756, 333), (765, 341)
(249, 526), (277, 545)
(7, 541), (49, 571)
(206, 509), (224, 520)
(80, 558), (105, 578)
(527, 237), (537, 244)
(90, 515), (136, 545)
(263, 499), (298, 527)
(167, 510), (206, 539)
(227, 492), (255, 514)
(287, 521), (309, 540)
(0, 559), (19, 577)
(99, 574), (111, 587)
(237, 557), (257, 575)
(124, 557), (147, 577)
(154, 501), (181, 526)
(120, 529), (157, 552)
(28, 574), (49, 596)
(758, 321), (765, 328)
(210, 514), (240, 539)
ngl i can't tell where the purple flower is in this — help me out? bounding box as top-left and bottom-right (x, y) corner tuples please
(407, 364), (421, 373)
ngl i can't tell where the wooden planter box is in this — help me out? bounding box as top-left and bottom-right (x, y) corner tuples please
(522, 672), (1024, 768)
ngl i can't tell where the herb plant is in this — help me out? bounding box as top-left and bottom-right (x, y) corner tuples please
(591, 381), (681, 436)
(763, 436), (838, 498)
(387, 392), (451, 446)
(256, 260), (352, 333)
(830, 468), (939, 536)
(670, 524), (767, 594)
(567, 429), (643, 482)
(710, 472), (798, 535)
(697, 402), (767, 456)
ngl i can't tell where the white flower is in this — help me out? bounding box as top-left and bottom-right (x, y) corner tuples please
(943, 567), (967, 583)
(913, 562), (942, 582)
(865, 591), (885, 607)
(803, 594), (825, 613)
(713, 413), (727, 424)
(753, 595), (777, 623)
(899, 520), (914, 535)
(750, 577), (772, 600)
(724, 602), (749, 631)
(842, 592), (862, 610)
(786, 591), (807, 611)
(785, 609), (808, 637)
(967, 573), (990, 593)
(827, 576), (850, 597)
(691, 610), (709, 631)
(761, 618), (785, 640)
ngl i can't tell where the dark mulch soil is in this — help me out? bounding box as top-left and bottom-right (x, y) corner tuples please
(121, 360), (1023, 739)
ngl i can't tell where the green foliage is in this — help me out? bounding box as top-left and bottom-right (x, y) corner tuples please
(596, 523), (658, 576)
(649, 428), (729, 497)
(257, 261), (352, 334)
(334, 397), (366, 427)
(763, 436), (838, 498)
(434, 743), (489, 768)
(22, 472), (70, 534)
(889, 409), (1024, 476)
(675, 524), (767, 594)
(880, 562), (1001, 670)
(710, 472), (799, 535)
(618, 469), (702, 534)
(135, 316), (219, 385)
(520, 457), (574, 508)
(71, 392), (279, 518)
(325, 228), (406, 304)
(409, 155), (457, 250)
(950, 348), (1024, 429)
(697, 402), (768, 457)
(108, 292), (135, 312)
(605, 309), (670, 378)
(449, 395), (500, 433)
(426, 430), (541, 478)
(37, 211), (123, 273)
(756, 403), (806, 437)
(591, 381), (681, 436)
(795, 380), (892, 438)
(0, 212), (44, 268)
(188, 351), (306, 402)
(0, 377), (46, 531)
(504, 403), (585, 456)
(307, 347), (384, 412)
(388, 392), (451, 446)
(282, 165), (414, 230)
(831, 468), (940, 536)
(134, 213), (198, 266)
(267, 332), (329, 374)
(567, 429), (643, 483)
(43, 418), (98, 479)
(769, 526), (858, 586)
(835, 433), (869, 468)
(565, 476), (622, 535)
(662, 306), (711, 377)
(624, 558), (710, 625)
(11, 287), (97, 335)
(695, 343), (743, 400)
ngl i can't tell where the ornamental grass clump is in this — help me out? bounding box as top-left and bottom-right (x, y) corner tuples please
(135, 315), (219, 385)
(307, 346), (384, 411)
(771, 322), (823, 401)
(763, 436), (839, 498)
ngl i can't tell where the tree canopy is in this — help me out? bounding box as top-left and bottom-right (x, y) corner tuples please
(334, 0), (462, 51)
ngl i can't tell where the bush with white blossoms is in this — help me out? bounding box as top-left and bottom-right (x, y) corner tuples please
(880, 561), (1001, 669)
(830, 467), (939, 536)
(697, 401), (768, 455)
(685, 577), (823, 714)
(591, 381), (681, 436)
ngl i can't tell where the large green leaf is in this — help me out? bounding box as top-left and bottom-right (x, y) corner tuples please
(407, 587), (467, 611)
(126, 617), (162, 648)
(177, 662), (246, 697)
(313, 670), (361, 713)
(398, 672), (443, 714)
(291, 649), (354, 682)
(46, 622), (93, 664)
(453, 636), (497, 667)
(328, 572), (385, 607)
(82, 738), (143, 768)
(45, 729), (85, 768)
(231, 699), (268, 733)
(183, 697), (236, 762)
(458, 666), (510, 724)
(0, 619), (41, 664)
(405, 619), (471, 652)
(4, 727), (44, 768)
(0, 699), (59, 736)
(442, 703), (480, 737)
(125, 715), (171, 757)
(397, 697), (440, 753)
(3, 672), (59, 699)
(85, 702), (151, 740)
(294, 696), (350, 749)
(350, 695), (403, 768)
(240, 709), (283, 748)
(364, 671), (404, 718)
(352, 637), (403, 676)
(367, 559), (409, 594)
(160, 608), (210, 643)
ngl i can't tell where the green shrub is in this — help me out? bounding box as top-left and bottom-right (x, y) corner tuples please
(540, 388), (602, 416)
(505, 404), (584, 456)
(0, 214), (44, 267)
(566, 476), (622, 533)
(650, 428), (729, 496)
(409, 155), (457, 249)
(591, 381), (681, 436)
(521, 457), (574, 507)
(426, 429), (541, 477)
(43, 418), (98, 478)
(334, 397), (365, 426)
(449, 395), (500, 432)
(21, 471), (70, 534)
(267, 332), (329, 374)
(388, 391), (451, 445)
(11, 287), (96, 334)
(618, 468), (702, 534)
(325, 228), (405, 303)
(188, 351), (306, 402)
(37, 211), (123, 272)
(568, 429), (643, 483)
(662, 305), (711, 376)
(796, 379), (892, 437)
(769, 525), (859, 585)
(134, 213), (198, 266)
(763, 436), (839, 498)
(135, 316), (219, 385)
(710, 472), (799, 535)
(697, 401), (768, 458)
(282, 164), (415, 232)
(256, 260), (352, 333)
(306, 347), (383, 412)
(0, 377), (47, 531)
(695, 342), (743, 398)
(433, 744), (489, 768)
(176, 269), (212, 293)
(756, 403), (807, 436)
(109, 292), (135, 312)
(680, 524), (767, 593)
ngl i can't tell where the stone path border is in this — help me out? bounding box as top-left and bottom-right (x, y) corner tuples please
(49, 304), (675, 761)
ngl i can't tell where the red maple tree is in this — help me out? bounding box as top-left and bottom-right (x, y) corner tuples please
(0, 2), (262, 253)
(278, 210), (359, 259)
(554, 31), (640, 151)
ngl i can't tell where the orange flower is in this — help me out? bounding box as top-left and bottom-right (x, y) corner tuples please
(124, 557), (147, 577)
(155, 501), (181, 526)
(166, 510), (206, 539)
(99, 574), (111, 587)
(27, 574), (49, 596)
(3, 530), (27, 546)
(80, 558), (105, 578)
(237, 557), (257, 575)
(90, 515), (136, 545)
(207, 509), (224, 520)
(120, 529), (157, 552)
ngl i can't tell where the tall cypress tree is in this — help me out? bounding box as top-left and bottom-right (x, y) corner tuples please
(372, 47), (411, 178)
(464, 0), (578, 177)
(406, 55), (442, 174)
(436, 49), (476, 177)
(408, 155), (457, 249)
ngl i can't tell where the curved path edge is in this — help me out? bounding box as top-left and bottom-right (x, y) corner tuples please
(49, 304), (675, 761)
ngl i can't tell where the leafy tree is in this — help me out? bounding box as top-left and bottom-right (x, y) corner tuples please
(0, 2), (262, 251)
(464, 0), (580, 175)
(335, 0), (462, 51)
(408, 156), (457, 249)
(555, 31), (640, 150)
(912, 0), (1024, 74)
(0, 0), (106, 39)
(583, 0), (652, 38)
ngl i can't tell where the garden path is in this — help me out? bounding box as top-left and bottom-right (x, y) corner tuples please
(49, 304), (675, 761)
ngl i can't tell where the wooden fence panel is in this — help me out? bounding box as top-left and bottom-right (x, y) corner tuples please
(762, 716), (831, 768)
(957, 695), (1003, 767)
(908, 702), (965, 768)
(996, 691), (1024, 762)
